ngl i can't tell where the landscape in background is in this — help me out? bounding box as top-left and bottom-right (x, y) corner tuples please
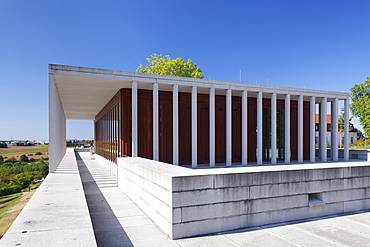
(0, 139), (92, 239)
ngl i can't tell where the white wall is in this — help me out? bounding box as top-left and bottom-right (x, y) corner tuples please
(49, 74), (66, 172)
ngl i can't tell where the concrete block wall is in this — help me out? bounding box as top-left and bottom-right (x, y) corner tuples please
(94, 154), (118, 176)
(116, 157), (370, 239)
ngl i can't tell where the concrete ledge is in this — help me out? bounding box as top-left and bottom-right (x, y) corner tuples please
(1, 149), (96, 246)
(116, 157), (370, 239)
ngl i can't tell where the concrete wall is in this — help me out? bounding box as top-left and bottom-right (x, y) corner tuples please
(316, 149), (369, 160)
(116, 157), (370, 239)
(94, 154), (118, 176)
(48, 73), (66, 172)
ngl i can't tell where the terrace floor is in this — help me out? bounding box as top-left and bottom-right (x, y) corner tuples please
(2, 150), (370, 246)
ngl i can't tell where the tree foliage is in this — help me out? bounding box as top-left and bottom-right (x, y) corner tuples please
(350, 77), (370, 137)
(137, 54), (204, 78)
(20, 154), (30, 163)
(338, 108), (353, 133)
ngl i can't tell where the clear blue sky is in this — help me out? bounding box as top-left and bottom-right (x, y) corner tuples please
(1, 0), (369, 141)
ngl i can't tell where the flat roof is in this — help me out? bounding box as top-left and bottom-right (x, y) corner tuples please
(49, 64), (349, 120)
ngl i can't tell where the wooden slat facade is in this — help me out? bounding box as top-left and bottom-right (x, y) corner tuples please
(95, 88), (311, 165)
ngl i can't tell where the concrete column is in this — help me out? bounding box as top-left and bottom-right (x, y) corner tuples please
(173, 84), (179, 165)
(242, 90), (248, 165)
(344, 98), (349, 161)
(320, 97), (327, 162)
(271, 93), (277, 164)
(226, 89), (232, 166)
(285, 94), (290, 164)
(49, 73), (66, 172)
(192, 86), (197, 167)
(209, 87), (215, 166)
(331, 98), (339, 161)
(153, 82), (159, 161)
(257, 91), (263, 165)
(310, 96), (316, 162)
(298, 95), (304, 163)
(132, 81), (138, 157)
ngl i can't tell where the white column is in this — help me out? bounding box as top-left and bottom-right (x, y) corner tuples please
(285, 94), (290, 164)
(173, 84), (179, 165)
(257, 91), (263, 165)
(242, 90), (248, 165)
(132, 81), (138, 157)
(298, 95), (304, 163)
(344, 98), (349, 161)
(153, 82), (159, 161)
(331, 98), (339, 161)
(49, 73), (66, 172)
(226, 89), (232, 166)
(192, 86), (197, 167)
(320, 97), (327, 162)
(310, 96), (316, 162)
(271, 93), (277, 164)
(209, 87), (215, 166)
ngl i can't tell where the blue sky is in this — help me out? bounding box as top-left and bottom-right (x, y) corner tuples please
(1, 1), (369, 141)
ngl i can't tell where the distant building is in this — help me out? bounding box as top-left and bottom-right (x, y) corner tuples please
(315, 114), (359, 147)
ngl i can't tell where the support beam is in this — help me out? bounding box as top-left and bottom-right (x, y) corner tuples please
(320, 97), (327, 162)
(344, 98), (349, 161)
(310, 96), (316, 162)
(257, 91), (263, 165)
(153, 82), (159, 161)
(298, 95), (303, 163)
(271, 93), (277, 164)
(285, 94), (290, 164)
(192, 86), (197, 167)
(132, 81), (138, 157)
(331, 98), (339, 161)
(173, 84), (179, 165)
(226, 89), (232, 166)
(209, 87), (215, 166)
(242, 90), (248, 165)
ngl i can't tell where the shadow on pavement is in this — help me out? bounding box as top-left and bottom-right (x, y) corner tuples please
(75, 152), (133, 247)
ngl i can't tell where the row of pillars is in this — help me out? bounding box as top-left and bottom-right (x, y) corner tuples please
(131, 81), (350, 167)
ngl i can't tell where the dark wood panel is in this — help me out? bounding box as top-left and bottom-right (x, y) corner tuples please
(159, 91), (173, 164)
(120, 88), (132, 157)
(232, 96), (242, 163)
(179, 93), (192, 165)
(290, 102), (298, 160)
(138, 90), (153, 159)
(215, 95), (226, 163)
(198, 94), (209, 164)
(303, 101), (311, 160)
(247, 98), (257, 162)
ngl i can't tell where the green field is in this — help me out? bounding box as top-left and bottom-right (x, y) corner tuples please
(0, 148), (48, 155)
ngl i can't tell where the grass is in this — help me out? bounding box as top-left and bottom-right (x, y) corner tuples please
(0, 148), (48, 155)
(350, 146), (370, 149)
(0, 189), (38, 238)
(0, 194), (22, 217)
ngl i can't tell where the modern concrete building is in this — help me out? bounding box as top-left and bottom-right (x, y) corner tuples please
(46, 64), (370, 240)
(49, 64), (350, 171)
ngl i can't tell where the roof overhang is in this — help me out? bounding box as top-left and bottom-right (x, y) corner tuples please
(49, 64), (350, 121)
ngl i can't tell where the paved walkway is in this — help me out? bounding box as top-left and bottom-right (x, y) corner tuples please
(78, 152), (370, 247)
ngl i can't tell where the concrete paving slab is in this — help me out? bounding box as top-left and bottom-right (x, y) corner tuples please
(222, 227), (301, 247)
(1, 149), (96, 247)
(78, 152), (370, 247)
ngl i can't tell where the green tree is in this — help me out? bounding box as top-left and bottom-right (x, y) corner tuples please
(10, 172), (34, 188)
(0, 155), (3, 165)
(20, 154), (30, 163)
(137, 54), (204, 78)
(350, 77), (370, 137)
(338, 108), (353, 132)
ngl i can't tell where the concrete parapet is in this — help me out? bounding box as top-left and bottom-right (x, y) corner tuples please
(116, 157), (370, 239)
(1, 149), (96, 246)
